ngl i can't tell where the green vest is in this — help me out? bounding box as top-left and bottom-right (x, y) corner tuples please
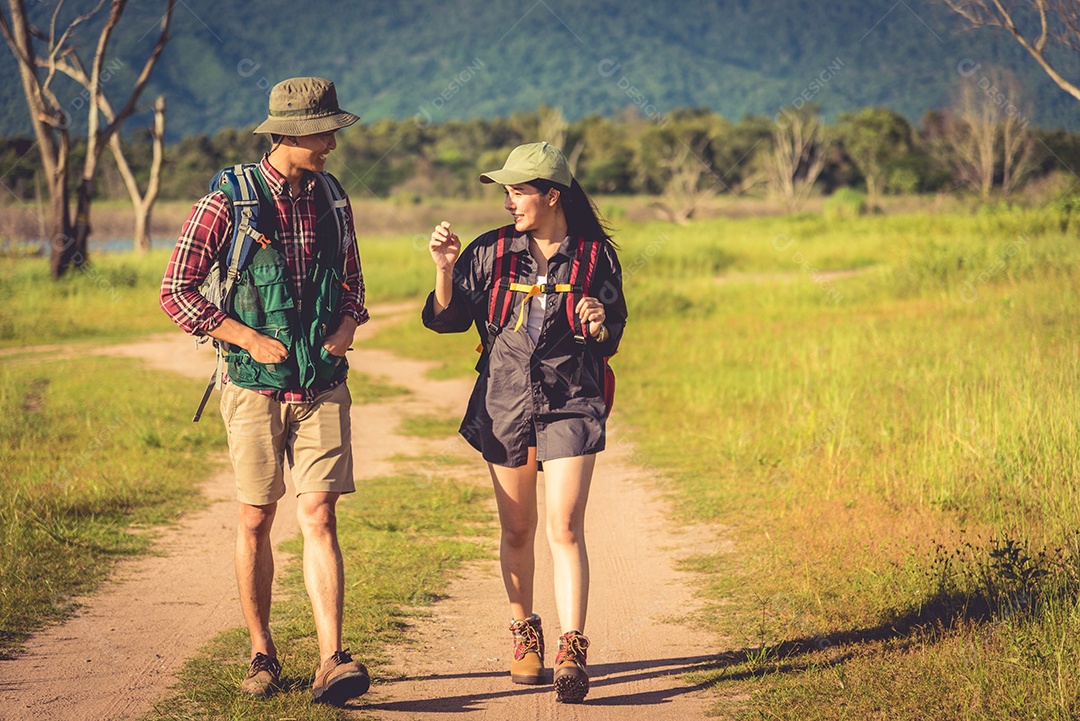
(224, 168), (348, 392)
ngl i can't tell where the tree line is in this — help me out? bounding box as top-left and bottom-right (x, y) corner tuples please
(3, 97), (1080, 212)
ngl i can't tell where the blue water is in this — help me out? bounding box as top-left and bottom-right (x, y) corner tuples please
(28, 237), (178, 255)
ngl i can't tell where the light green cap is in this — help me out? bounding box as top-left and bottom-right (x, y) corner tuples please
(479, 141), (572, 187)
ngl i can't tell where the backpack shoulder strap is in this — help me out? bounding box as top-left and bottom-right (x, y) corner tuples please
(486, 224), (519, 336)
(212, 163), (271, 303)
(197, 164), (270, 404)
(564, 237), (601, 344)
(313, 171), (349, 258)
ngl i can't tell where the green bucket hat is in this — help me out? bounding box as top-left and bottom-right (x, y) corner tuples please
(253, 77), (360, 136)
(479, 141), (572, 187)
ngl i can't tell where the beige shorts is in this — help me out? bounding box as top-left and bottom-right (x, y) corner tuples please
(220, 382), (355, 506)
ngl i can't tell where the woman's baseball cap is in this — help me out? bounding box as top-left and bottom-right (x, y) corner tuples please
(479, 142), (572, 187)
(253, 77), (360, 136)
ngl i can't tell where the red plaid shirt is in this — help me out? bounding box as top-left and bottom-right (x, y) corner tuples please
(160, 154), (369, 403)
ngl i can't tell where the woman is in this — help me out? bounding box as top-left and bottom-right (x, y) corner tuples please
(423, 142), (626, 703)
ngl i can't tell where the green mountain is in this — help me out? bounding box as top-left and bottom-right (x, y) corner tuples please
(1, 0), (1078, 139)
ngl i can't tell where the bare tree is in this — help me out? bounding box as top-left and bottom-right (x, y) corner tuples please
(1, 0), (80, 277)
(652, 137), (717, 224)
(0, 0), (174, 277)
(940, 0), (1080, 103)
(768, 108), (826, 213)
(110, 96), (166, 253)
(52, 50), (168, 253)
(998, 82), (1037, 195)
(928, 68), (1038, 199)
(953, 79), (999, 199)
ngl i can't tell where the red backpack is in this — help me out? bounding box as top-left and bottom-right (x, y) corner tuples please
(483, 225), (616, 417)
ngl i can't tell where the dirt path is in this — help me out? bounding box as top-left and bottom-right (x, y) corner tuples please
(0, 305), (724, 720)
(0, 332), (303, 721)
(362, 426), (721, 720)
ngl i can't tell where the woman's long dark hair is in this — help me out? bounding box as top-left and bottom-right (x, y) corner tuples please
(529, 178), (618, 250)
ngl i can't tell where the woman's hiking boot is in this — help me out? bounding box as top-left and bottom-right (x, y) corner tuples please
(509, 614), (546, 684)
(553, 630), (590, 703)
(311, 649), (370, 705)
(240, 652), (281, 697)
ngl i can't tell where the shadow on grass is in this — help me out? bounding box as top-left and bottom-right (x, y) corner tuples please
(361, 559), (1073, 714)
(694, 578), (1069, 691)
(683, 535), (1080, 689)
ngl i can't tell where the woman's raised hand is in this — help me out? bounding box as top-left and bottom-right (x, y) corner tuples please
(429, 221), (461, 271)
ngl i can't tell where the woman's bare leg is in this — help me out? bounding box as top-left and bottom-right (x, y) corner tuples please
(488, 448), (540, 620)
(540, 453), (595, 633)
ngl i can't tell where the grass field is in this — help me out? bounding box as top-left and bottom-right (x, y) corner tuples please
(369, 205), (1080, 718)
(0, 353), (223, 657)
(2, 201), (1080, 718)
(604, 210), (1080, 718)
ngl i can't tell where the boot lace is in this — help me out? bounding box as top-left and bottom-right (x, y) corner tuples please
(555, 631), (589, 666)
(510, 616), (544, 661)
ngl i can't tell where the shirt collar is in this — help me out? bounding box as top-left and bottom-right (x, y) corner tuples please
(554, 234), (577, 259)
(512, 231), (576, 258)
(258, 153), (316, 197)
(509, 228), (529, 253)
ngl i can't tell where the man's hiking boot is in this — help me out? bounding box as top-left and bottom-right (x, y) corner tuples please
(240, 652), (281, 697)
(509, 614), (546, 684)
(553, 630), (590, 703)
(311, 649), (370, 705)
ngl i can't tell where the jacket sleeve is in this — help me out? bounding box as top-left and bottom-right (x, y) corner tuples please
(422, 232), (490, 334)
(587, 242), (627, 357)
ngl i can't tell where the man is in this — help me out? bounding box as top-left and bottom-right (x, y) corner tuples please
(160, 77), (369, 705)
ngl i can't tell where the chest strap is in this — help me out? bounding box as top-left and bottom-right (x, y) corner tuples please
(507, 282), (577, 333)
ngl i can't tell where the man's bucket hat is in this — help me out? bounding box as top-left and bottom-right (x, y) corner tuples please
(253, 77), (359, 136)
(480, 142), (572, 187)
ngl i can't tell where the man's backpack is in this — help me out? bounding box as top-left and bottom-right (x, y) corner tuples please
(199, 164), (350, 313)
(485, 225), (617, 417)
(191, 163), (350, 421)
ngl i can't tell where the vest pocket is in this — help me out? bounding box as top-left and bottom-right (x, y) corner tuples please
(235, 277), (294, 330)
(229, 343), (299, 389)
